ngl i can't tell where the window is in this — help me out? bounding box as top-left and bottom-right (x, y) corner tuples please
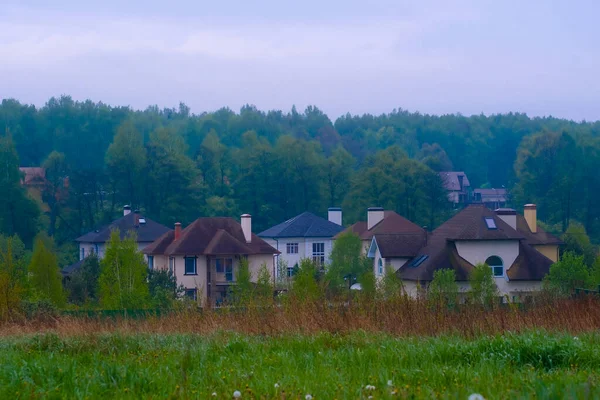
(147, 255), (154, 270)
(225, 261), (234, 282)
(214, 258), (234, 281)
(185, 288), (197, 300)
(169, 257), (175, 274)
(485, 256), (504, 277)
(286, 243), (299, 254)
(378, 258), (383, 276)
(184, 257), (197, 275)
(484, 217), (497, 230)
(80, 247), (85, 260)
(410, 255), (429, 267)
(312, 242), (325, 265)
(287, 263), (298, 278)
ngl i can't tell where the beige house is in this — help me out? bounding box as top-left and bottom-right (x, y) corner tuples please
(143, 214), (278, 306)
(372, 204), (561, 301)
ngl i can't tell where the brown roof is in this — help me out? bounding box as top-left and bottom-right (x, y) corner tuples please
(144, 217), (278, 256)
(436, 205), (524, 241)
(516, 215), (562, 246)
(373, 233), (427, 258)
(76, 212), (171, 243)
(334, 221), (368, 239)
(19, 167), (46, 186)
(398, 241), (474, 282)
(336, 211), (425, 241)
(507, 242), (554, 281)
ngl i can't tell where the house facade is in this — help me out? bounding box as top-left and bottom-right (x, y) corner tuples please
(143, 214), (279, 306)
(368, 204), (560, 301)
(440, 171), (472, 205)
(258, 208), (344, 278)
(63, 206), (171, 275)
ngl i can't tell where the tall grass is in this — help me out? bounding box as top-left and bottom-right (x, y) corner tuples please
(2, 296), (600, 337)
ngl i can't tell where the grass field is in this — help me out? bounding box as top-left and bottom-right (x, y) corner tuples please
(1, 331), (600, 399)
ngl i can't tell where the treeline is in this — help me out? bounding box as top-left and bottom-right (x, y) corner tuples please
(2, 96), (600, 252)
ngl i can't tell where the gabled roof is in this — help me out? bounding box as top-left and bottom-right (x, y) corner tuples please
(440, 171), (471, 191)
(62, 258), (85, 275)
(372, 233), (427, 258)
(258, 212), (344, 238)
(398, 241), (474, 282)
(145, 217), (278, 256)
(335, 221), (367, 239)
(76, 212), (171, 243)
(335, 211), (425, 241)
(435, 205), (523, 241)
(507, 242), (555, 281)
(516, 215), (562, 246)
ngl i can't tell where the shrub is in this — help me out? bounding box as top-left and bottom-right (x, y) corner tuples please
(148, 269), (184, 308)
(291, 258), (322, 303)
(469, 263), (499, 307)
(428, 269), (458, 308)
(379, 265), (404, 299)
(28, 235), (66, 307)
(543, 251), (591, 296)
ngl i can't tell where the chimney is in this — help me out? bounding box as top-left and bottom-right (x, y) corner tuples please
(134, 209), (140, 227)
(123, 205), (131, 216)
(524, 204), (537, 233)
(495, 208), (517, 230)
(241, 214), (252, 243)
(367, 207), (384, 230)
(328, 207), (342, 226)
(174, 222), (182, 241)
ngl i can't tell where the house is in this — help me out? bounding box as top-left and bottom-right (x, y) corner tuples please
(336, 207), (427, 278)
(440, 171), (471, 205)
(143, 214), (279, 305)
(258, 208), (344, 278)
(376, 204), (561, 301)
(473, 188), (508, 209)
(62, 206), (171, 275)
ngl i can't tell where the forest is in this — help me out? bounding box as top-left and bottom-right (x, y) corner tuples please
(2, 95), (600, 266)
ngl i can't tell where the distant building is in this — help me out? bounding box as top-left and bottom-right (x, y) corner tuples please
(258, 209), (344, 278)
(473, 188), (508, 209)
(439, 171), (471, 205)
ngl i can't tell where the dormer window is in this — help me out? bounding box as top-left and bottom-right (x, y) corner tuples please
(484, 217), (497, 230)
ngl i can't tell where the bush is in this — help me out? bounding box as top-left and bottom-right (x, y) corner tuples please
(469, 263), (499, 307)
(148, 269), (184, 308)
(543, 251), (591, 296)
(428, 269), (458, 308)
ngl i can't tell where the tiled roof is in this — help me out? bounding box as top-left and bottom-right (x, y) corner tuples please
(76, 212), (171, 243)
(439, 171), (471, 191)
(258, 212), (344, 238)
(398, 241), (474, 282)
(374, 233), (427, 258)
(516, 215), (562, 246)
(435, 205), (524, 241)
(146, 217), (278, 256)
(62, 258), (85, 275)
(334, 221), (368, 239)
(507, 242), (554, 280)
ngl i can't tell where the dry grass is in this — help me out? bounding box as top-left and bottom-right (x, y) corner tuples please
(2, 296), (600, 337)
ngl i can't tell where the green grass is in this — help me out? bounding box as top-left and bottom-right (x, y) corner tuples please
(1, 331), (599, 399)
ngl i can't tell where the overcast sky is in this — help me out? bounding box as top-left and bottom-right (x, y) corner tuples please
(1, 0), (599, 121)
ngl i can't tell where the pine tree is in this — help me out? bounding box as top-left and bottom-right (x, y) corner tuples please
(28, 236), (66, 307)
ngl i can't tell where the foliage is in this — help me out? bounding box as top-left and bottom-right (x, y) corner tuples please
(379, 265), (404, 299)
(291, 259), (322, 303)
(148, 269), (185, 309)
(65, 254), (101, 305)
(561, 222), (597, 267)
(254, 263), (274, 305)
(326, 232), (367, 294)
(469, 263), (499, 306)
(428, 269), (458, 308)
(0, 236), (28, 319)
(98, 230), (150, 309)
(1, 332), (599, 398)
(543, 252), (591, 296)
(228, 258), (253, 306)
(28, 236), (66, 307)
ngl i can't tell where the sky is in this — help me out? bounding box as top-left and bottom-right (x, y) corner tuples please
(1, 0), (599, 121)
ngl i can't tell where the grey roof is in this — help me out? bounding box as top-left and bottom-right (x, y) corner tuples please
(75, 212), (171, 243)
(62, 258), (84, 275)
(258, 212), (344, 238)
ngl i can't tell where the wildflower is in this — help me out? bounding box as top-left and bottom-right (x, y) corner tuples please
(388, 380), (393, 387)
(305, 395), (313, 400)
(365, 385), (376, 390)
(368, 397), (373, 399)
(574, 336), (579, 341)
(212, 393), (217, 397)
(233, 390), (242, 398)
(274, 383), (280, 389)
(468, 394), (485, 400)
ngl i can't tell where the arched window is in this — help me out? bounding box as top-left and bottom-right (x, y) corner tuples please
(485, 256), (504, 277)
(378, 258), (383, 276)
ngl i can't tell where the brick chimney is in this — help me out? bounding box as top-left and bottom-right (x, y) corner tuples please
(367, 207), (384, 230)
(328, 207), (342, 226)
(174, 222), (182, 241)
(524, 204), (537, 233)
(123, 205), (131, 216)
(241, 214), (252, 243)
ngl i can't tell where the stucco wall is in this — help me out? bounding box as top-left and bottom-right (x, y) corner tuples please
(170, 255), (208, 298)
(266, 237), (334, 280)
(455, 240), (520, 274)
(533, 244), (559, 263)
(402, 279), (543, 301)
(388, 258), (410, 272)
(79, 242), (152, 260)
(248, 254), (276, 282)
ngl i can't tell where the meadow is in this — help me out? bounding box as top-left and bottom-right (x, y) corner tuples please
(2, 298), (600, 399)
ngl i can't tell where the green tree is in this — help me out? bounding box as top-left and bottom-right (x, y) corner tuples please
(0, 236), (28, 319)
(229, 258), (253, 306)
(148, 269), (184, 308)
(561, 222), (597, 267)
(543, 252), (591, 296)
(98, 230), (150, 309)
(379, 265), (404, 299)
(42, 151), (69, 237)
(254, 263), (274, 305)
(291, 258), (322, 303)
(66, 254), (101, 305)
(469, 263), (499, 306)
(325, 146), (354, 208)
(326, 232), (366, 294)
(0, 135), (40, 246)
(428, 269), (458, 308)
(28, 236), (66, 307)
